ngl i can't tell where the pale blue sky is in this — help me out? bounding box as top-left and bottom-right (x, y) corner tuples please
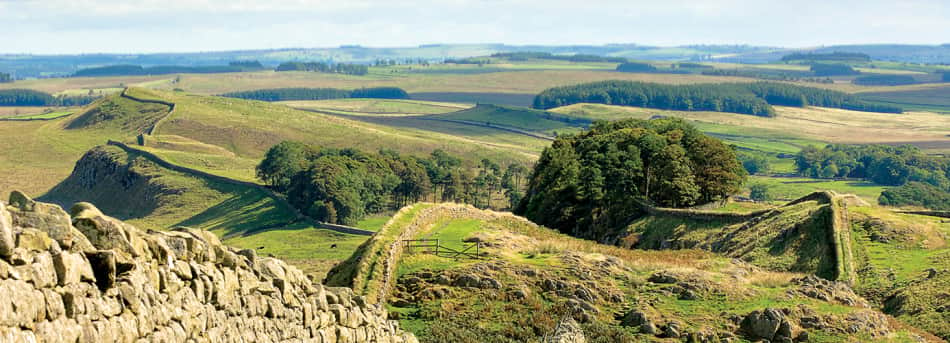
(1, 0), (947, 54)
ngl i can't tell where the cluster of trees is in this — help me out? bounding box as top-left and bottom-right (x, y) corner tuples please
(533, 81), (776, 116)
(0, 89), (97, 106)
(676, 62), (713, 69)
(810, 63), (860, 76)
(852, 74), (917, 86)
(515, 118), (746, 236)
(0, 72), (11, 83)
(220, 87), (409, 101)
(275, 62), (368, 75)
(443, 58), (492, 65)
(701, 69), (835, 83)
(72, 62), (264, 77)
(879, 182), (950, 210)
(781, 52), (871, 63)
(490, 52), (627, 63)
(228, 61), (264, 69)
(737, 151), (771, 175)
(796, 144), (950, 189)
(532, 81), (903, 115)
(615, 62), (658, 73)
(258, 141), (528, 224)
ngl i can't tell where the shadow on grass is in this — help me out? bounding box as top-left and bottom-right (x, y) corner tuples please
(175, 186), (296, 237)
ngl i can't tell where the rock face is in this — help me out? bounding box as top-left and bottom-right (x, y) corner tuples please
(0, 192), (416, 343)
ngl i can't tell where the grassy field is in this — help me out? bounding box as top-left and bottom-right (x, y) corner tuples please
(1, 111), (74, 120)
(552, 103), (950, 153)
(859, 85), (950, 114)
(750, 176), (886, 203)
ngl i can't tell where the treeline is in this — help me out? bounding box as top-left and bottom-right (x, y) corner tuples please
(0, 89), (98, 106)
(444, 58), (492, 65)
(796, 144), (949, 187)
(258, 141), (527, 224)
(515, 118), (746, 236)
(275, 62), (368, 75)
(797, 144), (950, 209)
(532, 81), (902, 115)
(490, 52), (627, 63)
(852, 74), (917, 86)
(0, 72), (11, 83)
(781, 52), (871, 63)
(220, 87), (408, 102)
(810, 63), (860, 76)
(615, 62), (657, 73)
(702, 69), (834, 83)
(879, 182), (950, 210)
(72, 62), (265, 77)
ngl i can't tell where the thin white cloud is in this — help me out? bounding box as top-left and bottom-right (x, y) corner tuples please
(0, 0), (946, 54)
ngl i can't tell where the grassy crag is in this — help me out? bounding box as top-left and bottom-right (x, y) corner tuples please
(39, 145), (295, 235)
(624, 192), (857, 283)
(326, 203), (936, 342)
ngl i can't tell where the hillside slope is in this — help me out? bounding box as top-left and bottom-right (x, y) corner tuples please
(325, 203), (937, 342)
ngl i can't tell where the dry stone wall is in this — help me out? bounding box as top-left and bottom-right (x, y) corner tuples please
(0, 191), (416, 343)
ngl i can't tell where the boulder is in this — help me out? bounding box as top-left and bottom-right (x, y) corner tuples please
(545, 316), (586, 343)
(740, 308), (792, 341)
(0, 202), (14, 258)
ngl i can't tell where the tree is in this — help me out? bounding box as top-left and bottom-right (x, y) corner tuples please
(749, 184), (772, 202)
(517, 118), (746, 237)
(257, 141), (315, 192)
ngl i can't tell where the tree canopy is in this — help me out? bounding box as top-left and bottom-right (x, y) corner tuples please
(810, 63), (860, 76)
(0, 72), (11, 83)
(220, 87), (409, 101)
(515, 118), (746, 237)
(0, 89), (97, 107)
(275, 62), (368, 75)
(258, 142), (526, 224)
(852, 74), (917, 86)
(532, 81), (902, 115)
(781, 52), (871, 63)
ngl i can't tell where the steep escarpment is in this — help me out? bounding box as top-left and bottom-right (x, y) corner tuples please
(41, 145), (297, 235)
(328, 203), (934, 342)
(623, 192), (857, 283)
(41, 145), (170, 220)
(0, 191), (416, 342)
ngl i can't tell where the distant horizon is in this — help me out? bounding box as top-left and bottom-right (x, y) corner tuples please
(2, 42), (948, 57)
(2, 0), (946, 55)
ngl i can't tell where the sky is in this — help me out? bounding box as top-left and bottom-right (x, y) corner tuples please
(1, 0), (947, 54)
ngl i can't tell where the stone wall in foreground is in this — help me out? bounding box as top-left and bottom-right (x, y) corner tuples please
(0, 191), (416, 343)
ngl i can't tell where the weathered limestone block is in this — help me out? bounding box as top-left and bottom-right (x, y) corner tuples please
(0, 197), (416, 342)
(9, 192), (94, 253)
(54, 250), (96, 286)
(0, 202), (14, 258)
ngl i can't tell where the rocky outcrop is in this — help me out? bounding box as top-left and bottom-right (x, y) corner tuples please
(0, 192), (416, 342)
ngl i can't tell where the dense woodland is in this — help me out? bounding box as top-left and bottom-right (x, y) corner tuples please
(781, 52), (871, 63)
(796, 144), (950, 208)
(852, 74), (917, 86)
(490, 52), (627, 63)
(810, 63), (860, 76)
(72, 63), (263, 77)
(532, 81), (902, 115)
(879, 182), (950, 210)
(615, 62), (658, 73)
(220, 87), (408, 101)
(0, 89), (97, 106)
(257, 141), (526, 224)
(516, 118), (746, 236)
(0, 72), (11, 83)
(275, 62), (368, 75)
